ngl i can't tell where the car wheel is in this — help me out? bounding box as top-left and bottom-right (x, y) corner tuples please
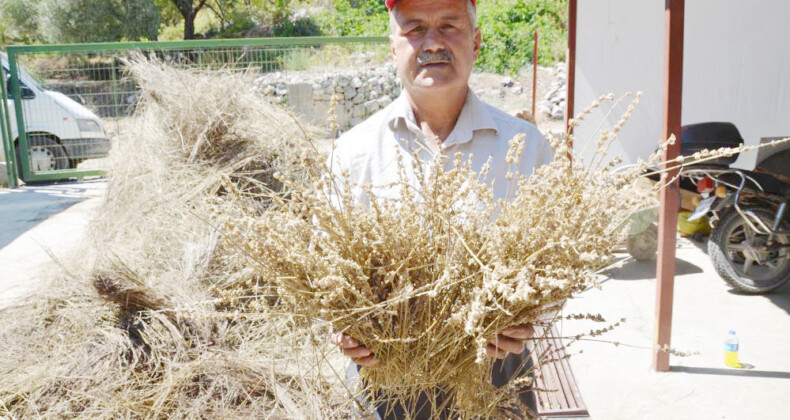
(14, 135), (70, 177)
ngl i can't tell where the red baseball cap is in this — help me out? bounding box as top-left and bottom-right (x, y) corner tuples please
(385, 0), (476, 11)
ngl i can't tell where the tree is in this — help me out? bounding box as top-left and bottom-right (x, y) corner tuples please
(204, 0), (240, 30)
(0, 0), (43, 43)
(169, 0), (209, 39)
(122, 0), (162, 40)
(319, 0), (388, 37)
(38, 0), (159, 43)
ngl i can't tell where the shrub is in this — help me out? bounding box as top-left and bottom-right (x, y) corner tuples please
(317, 0), (389, 37)
(0, 0), (42, 44)
(477, 0), (568, 75)
(316, 0), (567, 74)
(38, 0), (159, 43)
(271, 14), (322, 38)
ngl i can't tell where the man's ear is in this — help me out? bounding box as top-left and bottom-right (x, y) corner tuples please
(390, 35), (397, 61)
(473, 27), (482, 59)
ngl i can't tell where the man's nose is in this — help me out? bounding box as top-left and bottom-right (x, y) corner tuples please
(421, 27), (445, 53)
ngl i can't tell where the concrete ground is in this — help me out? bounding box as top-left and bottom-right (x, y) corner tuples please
(564, 241), (790, 420)
(1, 180), (788, 419)
(0, 180), (105, 308)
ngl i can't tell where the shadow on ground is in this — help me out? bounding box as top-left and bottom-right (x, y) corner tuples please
(671, 365), (790, 379)
(606, 256), (704, 281)
(685, 234), (790, 314)
(726, 282), (790, 315)
(764, 286), (790, 315)
(0, 182), (100, 250)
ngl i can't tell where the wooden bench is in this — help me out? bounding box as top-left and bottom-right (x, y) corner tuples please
(532, 325), (590, 419)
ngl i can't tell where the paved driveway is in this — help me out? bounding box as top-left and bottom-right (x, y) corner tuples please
(564, 239), (790, 420)
(0, 181), (105, 308)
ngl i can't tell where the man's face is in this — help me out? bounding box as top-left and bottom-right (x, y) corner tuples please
(389, 0), (481, 96)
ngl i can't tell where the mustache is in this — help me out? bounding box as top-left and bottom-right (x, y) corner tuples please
(417, 51), (454, 66)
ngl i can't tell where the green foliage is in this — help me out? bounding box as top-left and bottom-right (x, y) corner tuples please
(2, 0), (568, 77)
(122, 0), (163, 41)
(159, 22), (186, 41)
(271, 16), (321, 38)
(154, 0), (184, 26)
(476, 0), (567, 74)
(201, 9), (258, 38)
(0, 0), (43, 44)
(37, 0), (160, 43)
(205, 0), (241, 29)
(199, 2), (320, 39)
(280, 48), (312, 70)
(317, 0), (389, 37)
(313, 0), (567, 74)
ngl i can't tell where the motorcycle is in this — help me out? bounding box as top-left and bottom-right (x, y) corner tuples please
(680, 122), (790, 294)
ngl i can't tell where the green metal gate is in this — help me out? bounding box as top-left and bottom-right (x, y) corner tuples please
(1, 64), (17, 187)
(1, 36), (389, 187)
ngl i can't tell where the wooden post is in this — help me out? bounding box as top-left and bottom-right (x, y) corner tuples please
(566, 0), (578, 134)
(533, 30), (539, 119)
(653, 0), (685, 372)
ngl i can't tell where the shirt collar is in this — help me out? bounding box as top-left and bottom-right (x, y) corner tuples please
(386, 88), (499, 147)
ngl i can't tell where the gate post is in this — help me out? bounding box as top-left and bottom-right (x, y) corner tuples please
(0, 64), (17, 188)
(7, 48), (32, 182)
(653, 0), (686, 372)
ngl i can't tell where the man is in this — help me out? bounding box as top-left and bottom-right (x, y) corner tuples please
(329, 0), (554, 417)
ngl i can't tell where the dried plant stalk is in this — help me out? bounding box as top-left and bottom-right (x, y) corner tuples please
(220, 93), (657, 417)
(0, 57), (351, 420)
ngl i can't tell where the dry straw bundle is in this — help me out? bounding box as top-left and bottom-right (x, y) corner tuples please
(0, 56), (351, 419)
(4, 55), (774, 419)
(220, 93), (657, 417)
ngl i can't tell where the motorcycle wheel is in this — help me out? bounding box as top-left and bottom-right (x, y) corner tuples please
(708, 209), (790, 294)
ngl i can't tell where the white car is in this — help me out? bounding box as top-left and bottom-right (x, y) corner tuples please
(1, 52), (110, 175)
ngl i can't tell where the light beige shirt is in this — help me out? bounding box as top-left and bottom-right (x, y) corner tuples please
(329, 89), (553, 207)
(335, 90), (553, 416)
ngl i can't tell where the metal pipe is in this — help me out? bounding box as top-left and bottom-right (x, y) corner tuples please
(7, 50), (31, 182)
(533, 30), (539, 120)
(6, 36), (390, 55)
(566, 0), (577, 135)
(727, 170), (773, 235)
(771, 202), (786, 241)
(653, 0), (685, 373)
(0, 65), (17, 188)
(743, 210), (773, 236)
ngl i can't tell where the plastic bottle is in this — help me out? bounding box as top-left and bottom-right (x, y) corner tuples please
(724, 330), (740, 368)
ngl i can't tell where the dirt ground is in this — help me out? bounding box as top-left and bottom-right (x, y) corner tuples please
(470, 65), (566, 135)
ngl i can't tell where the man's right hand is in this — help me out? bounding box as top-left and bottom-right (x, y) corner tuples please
(330, 332), (379, 367)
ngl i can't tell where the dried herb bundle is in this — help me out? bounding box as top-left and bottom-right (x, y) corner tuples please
(221, 94), (656, 417)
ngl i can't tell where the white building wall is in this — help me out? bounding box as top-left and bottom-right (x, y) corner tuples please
(573, 0), (790, 169)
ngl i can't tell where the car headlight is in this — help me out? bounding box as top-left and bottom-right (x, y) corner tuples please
(77, 119), (103, 133)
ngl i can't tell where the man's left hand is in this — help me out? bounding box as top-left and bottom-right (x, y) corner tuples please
(487, 324), (535, 359)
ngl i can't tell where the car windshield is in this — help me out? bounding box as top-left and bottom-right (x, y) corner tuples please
(17, 65), (45, 91)
(2, 56), (45, 92)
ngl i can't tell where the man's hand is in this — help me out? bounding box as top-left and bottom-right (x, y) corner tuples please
(330, 331), (378, 367)
(487, 324), (535, 359)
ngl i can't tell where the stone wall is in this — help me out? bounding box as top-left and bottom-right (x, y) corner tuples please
(253, 63), (401, 129)
(538, 62), (567, 121)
